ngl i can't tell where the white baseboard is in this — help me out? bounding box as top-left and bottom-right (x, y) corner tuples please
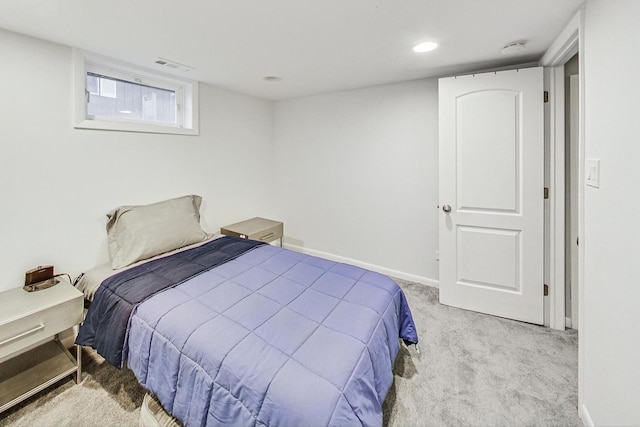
(565, 317), (572, 328)
(579, 404), (594, 427)
(284, 243), (439, 288)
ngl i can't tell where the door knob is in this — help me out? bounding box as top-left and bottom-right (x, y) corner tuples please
(442, 204), (452, 213)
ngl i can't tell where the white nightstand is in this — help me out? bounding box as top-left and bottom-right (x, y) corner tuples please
(0, 280), (83, 413)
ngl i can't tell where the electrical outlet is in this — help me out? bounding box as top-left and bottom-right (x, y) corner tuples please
(435, 250), (440, 261)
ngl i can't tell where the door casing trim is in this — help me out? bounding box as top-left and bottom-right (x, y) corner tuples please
(539, 6), (586, 419)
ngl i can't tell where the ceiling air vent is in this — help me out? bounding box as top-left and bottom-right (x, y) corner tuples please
(154, 57), (195, 73)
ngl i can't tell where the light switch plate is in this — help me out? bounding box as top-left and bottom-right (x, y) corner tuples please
(586, 159), (600, 188)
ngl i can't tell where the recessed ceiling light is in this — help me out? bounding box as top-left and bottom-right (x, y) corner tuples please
(502, 42), (527, 55)
(413, 41), (438, 53)
(263, 76), (282, 82)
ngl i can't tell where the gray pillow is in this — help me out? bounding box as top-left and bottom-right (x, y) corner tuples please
(106, 195), (208, 269)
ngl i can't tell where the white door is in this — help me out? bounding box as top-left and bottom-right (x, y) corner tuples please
(438, 67), (544, 324)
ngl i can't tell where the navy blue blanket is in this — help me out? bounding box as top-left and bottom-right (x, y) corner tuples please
(76, 236), (266, 367)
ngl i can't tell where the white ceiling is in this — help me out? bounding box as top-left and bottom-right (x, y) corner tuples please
(0, 0), (584, 101)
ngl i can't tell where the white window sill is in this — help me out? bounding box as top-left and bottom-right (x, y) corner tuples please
(74, 118), (199, 136)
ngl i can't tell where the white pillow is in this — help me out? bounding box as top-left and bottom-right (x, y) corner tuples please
(106, 195), (208, 269)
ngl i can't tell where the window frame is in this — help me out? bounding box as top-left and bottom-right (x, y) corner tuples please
(73, 49), (199, 135)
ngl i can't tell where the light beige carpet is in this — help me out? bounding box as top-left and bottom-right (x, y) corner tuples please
(1, 281), (580, 427)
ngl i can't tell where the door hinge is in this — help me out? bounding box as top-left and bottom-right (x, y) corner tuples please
(544, 91), (549, 103)
(544, 187), (549, 199)
(544, 284), (549, 296)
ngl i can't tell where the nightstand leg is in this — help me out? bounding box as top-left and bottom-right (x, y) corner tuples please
(75, 345), (82, 383)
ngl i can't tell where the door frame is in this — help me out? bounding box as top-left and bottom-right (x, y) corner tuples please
(539, 9), (583, 331)
(539, 6), (587, 423)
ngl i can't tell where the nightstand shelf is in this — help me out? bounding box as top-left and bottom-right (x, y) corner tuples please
(220, 217), (284, 246)
(0, 281), (83, 413)
(0, 340), (77, 411)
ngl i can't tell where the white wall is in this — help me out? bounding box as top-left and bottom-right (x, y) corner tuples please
(274, 80), (439, 284)
(581, 1), (640, 424)
(0, 29), (275, 292)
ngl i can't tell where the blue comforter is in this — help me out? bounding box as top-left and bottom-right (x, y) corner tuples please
(83, 237), (418, 426)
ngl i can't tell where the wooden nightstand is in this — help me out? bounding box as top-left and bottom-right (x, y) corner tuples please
(220, 217), (284, 247)
(0, 280), (83, 413)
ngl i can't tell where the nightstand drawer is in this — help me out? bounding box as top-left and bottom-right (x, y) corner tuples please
(246, 222), (283, 242)
(0, 296), (82, 361)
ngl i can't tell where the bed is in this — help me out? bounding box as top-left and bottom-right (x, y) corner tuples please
(75, 195), (418, 427)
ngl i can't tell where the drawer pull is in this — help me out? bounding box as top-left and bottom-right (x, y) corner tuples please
(260, 233), (275, 240)
(0, 323), (45, 347)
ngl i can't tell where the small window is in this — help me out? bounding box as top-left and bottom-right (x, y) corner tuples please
(73, 50), (198, 135)
(86, 72), (177, 125)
